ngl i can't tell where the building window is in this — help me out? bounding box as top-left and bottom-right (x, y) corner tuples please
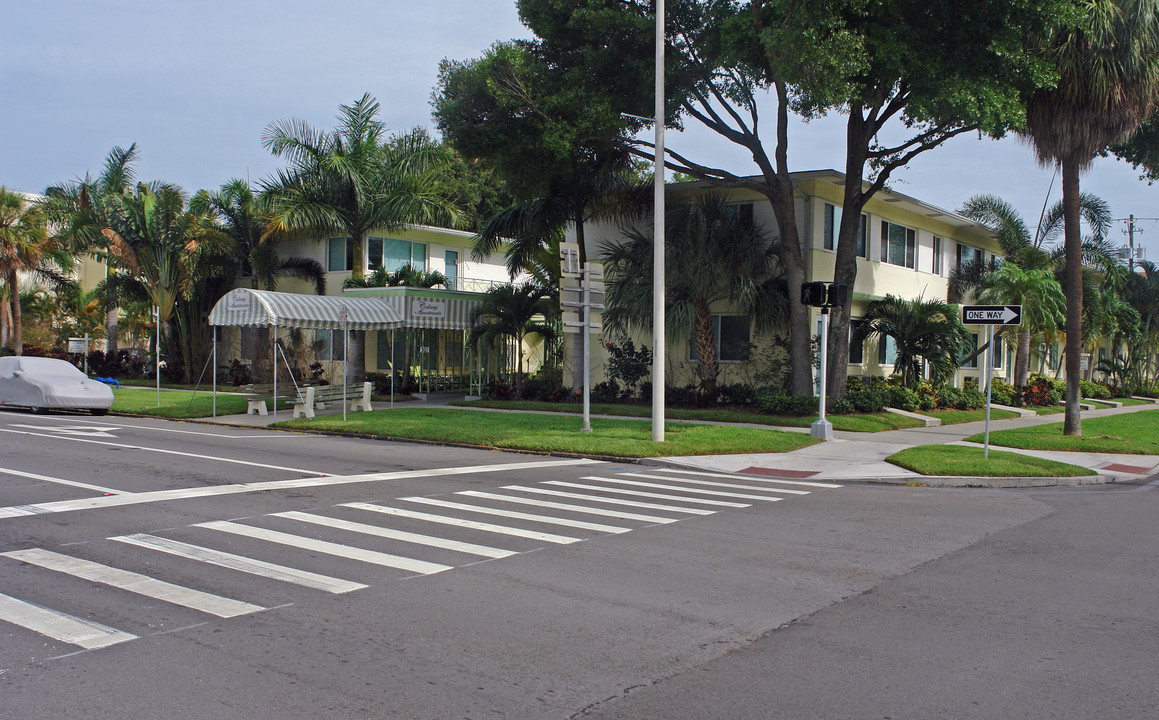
(316, 329), (345, 362)
(724, 203), (754, 227)
(327, 237), (353, 272)
(824, 204), (868, 257)
(877, 335), (898, 366)
(932, 236), (943, 276)
(689, 315), (751, 363)
(376, 238), (427, 273)
(961, 333), (979, 368)
(849, 319), (866, 364)
(957, 243), (983, 271)
(992, 335), (1003, 369)
(880, 221), (916, 268)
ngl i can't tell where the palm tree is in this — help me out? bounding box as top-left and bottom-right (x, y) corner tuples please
(43, 144), (144, 358)
(467, 281), (558, 398)
(1024, 0), (1159, 434)
(602, 191), (786, 394)
(856, 295), (972, 389)
(0, 188), (73, 355)
(343, 263), (447, 290)
(101, 185), (236, 382)
(952, 193), (1110, 389)
(261, 96), (460, 381)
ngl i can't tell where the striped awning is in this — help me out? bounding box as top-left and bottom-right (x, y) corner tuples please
(208, 288), (404, 330)
(379, 294), (476, 330)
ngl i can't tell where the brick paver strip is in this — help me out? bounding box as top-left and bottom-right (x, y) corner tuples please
(1102, 463), (1154, 475)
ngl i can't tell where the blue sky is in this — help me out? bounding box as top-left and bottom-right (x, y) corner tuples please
(3, 0), (1156, 259)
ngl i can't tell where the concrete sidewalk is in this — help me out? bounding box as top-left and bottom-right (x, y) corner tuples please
(196, 393), (1159, 488)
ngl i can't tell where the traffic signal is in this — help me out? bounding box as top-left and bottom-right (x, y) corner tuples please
(801, 282), (827, 307)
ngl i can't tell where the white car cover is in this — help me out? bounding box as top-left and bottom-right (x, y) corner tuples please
(0, 356), (114, 411)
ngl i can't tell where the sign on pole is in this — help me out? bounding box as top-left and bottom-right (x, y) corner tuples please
(962, 305), (1022, 326)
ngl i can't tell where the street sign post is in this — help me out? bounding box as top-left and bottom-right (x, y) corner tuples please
(961, 305), (1022, 457)
(560, 243), (604, 432)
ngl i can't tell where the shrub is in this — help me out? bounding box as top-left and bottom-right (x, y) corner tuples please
(987, 377), (1018, 406)
(846, 387), (886, 413)
(665, 384), (699, 407)
(828, 397), (854, 415)
(885, 386), (920, 412)
(482, 378), (514, 400)
(757, 388), (791, 415)
(716, 383), (757, 406)
(1080, 379), (1112, 400)
(960, 387), (986, 409)
(1025, 372), (1063, 406)
(604, 341), (652, 399)
(522, 373), (566, 402)
(228, 359), (253, 386)
(592, 380), (621, 404)
(918, 392), (935, 411)
(934, 386), (964, 410)
(788, 394), (819, 416)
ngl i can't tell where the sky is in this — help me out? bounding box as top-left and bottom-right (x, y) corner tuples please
(3, 0), (1157, 261)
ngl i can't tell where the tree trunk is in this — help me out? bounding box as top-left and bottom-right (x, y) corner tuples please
(515, 332), (525, 399)
(8, 270), (21, 355)
(106, 306), (119, 358)
(1016, 329), (1031, 390)
(1062, 159), (1083, 436)
(693, 301), (718, 393)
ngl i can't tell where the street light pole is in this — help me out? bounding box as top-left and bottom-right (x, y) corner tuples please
(652, 0), (666, 443)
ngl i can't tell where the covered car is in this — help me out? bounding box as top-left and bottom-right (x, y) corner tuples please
(0, 356), (114, 415)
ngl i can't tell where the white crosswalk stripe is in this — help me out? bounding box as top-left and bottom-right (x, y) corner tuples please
(401, 496), (631, 534)
(1, 548), (263, 618)
(613, 473), (799, 498)
(340, 502), (582, 544)
(271, 511), (517, 559)
(656, 467), (843, 489)
(0, 592), (136, 649)
(543, 481), (750, 508)
(500, 485), (716, 515)
(457, 490), (681, 524)
(584, 475), (792, 503)
(112, 533), (367, 594)
(194, 520), (452, 575)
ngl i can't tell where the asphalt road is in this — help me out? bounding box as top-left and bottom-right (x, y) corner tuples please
(0, 408), (1153, 719)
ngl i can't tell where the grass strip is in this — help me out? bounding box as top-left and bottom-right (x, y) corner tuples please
(275, 407), (818, 458)
(450, 399), (923, 432)
(112, 386), (264, 418)
(886, 445), (1094, 477)
(965, 409), (1159, 454)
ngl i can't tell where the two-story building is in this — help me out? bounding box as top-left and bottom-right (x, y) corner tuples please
(572, 170), (1011, 391)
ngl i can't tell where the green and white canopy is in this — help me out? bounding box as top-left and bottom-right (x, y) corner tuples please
(208, 288), (404, 330)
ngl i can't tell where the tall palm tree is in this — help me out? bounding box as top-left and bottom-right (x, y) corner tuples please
(101, 185), (236, 381)
(0, 188), (73, 355)
(602, 191), (786, 394)
(856, 295), (972, 389)
(43, 144), (144, 357)
(467, 281), (557, 398)
(261, 96), (460, 381)
(953, 193), (1110, 388)
(1024, 0), (1159, 434)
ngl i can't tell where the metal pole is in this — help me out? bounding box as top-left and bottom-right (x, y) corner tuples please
(390, 329), (395, 408)
(83, 333), (89, 375)
(651, 0), (666, 443)
(212, 327), (217, 418)
(582, 264), (592, 432)
(343, 324), (348, 422)
(984, 324), (995, 459)
(155, 306), (160, 407)
(818, 311), (828, 424)
(272, 328), (277, 421)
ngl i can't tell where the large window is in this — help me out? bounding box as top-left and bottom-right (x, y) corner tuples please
(724, 203), (754, 227)
(689, 315), (751, 362)
(877, 335), (898, 366)
(957, 242), (983, 270)
(932, 236), (943, 276)
(961, 333), (979, 368)
(992, 334), (1003, 368)
(880, 221), (916, 268)
(369, 237), (427, 272)
(824, 203), (868, 257)
(849, 319), (866, 365)
(315, 329), (345, 362)
(327, 237), (353, 272)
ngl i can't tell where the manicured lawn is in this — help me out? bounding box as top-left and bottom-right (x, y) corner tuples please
(965, 409), (1159, 454)
(1115, 398), (1154, 407)
(919, 408), (1019, 425)
(450, 399), (924, 432)
(275, 407), (819, 457)
(112, 386), (259, 418)
(886, 445), (1094, 477)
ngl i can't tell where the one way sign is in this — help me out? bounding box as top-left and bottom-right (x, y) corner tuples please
(962, 305), (1022, 326)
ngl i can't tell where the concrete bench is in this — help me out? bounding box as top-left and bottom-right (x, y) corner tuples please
(240, 383), (299, 416)
(292, 382), (374, 419)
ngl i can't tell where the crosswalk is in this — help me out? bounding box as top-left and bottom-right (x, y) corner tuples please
(0, 467), (839, 656)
